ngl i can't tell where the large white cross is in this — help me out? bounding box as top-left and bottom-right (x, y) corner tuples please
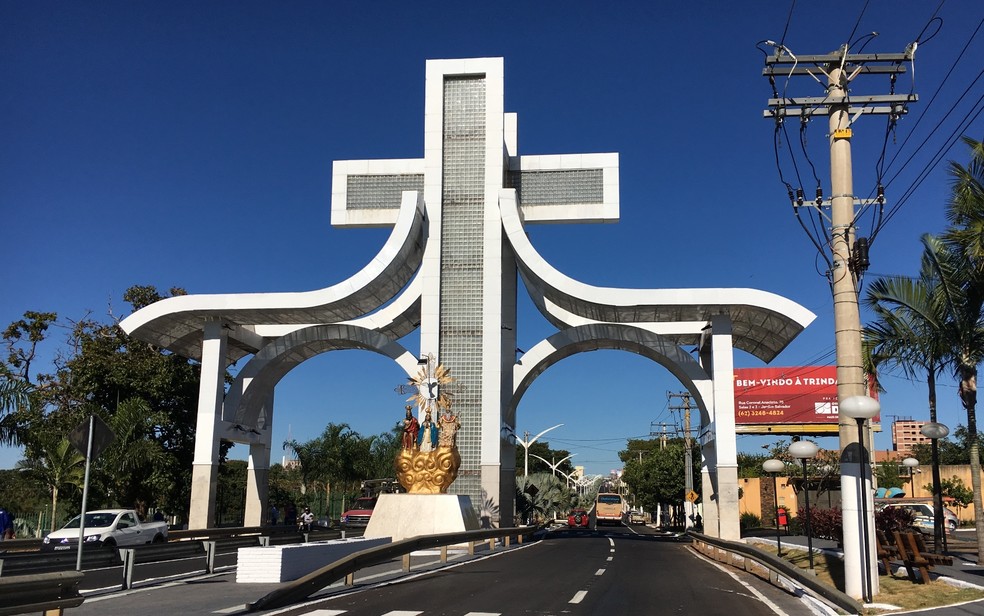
(329, 58), (619, 502)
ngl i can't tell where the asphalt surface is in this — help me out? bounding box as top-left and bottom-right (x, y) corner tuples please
(66, 524), (809, 616)
(55, 525), (984, 615)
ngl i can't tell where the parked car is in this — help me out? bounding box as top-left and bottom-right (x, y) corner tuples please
(879, 502), (959, 533)
(340, 496), (377, 528)
(568, 508), (590, 529)
(42, 509), (168, 551)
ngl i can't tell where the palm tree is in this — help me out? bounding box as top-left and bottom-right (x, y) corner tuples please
(938, 136), (984, 562)
(865, 250), (950, 548)
(284, 422), (356, 511)
(0, 375), (31, 446)
(17, 438), (85, 531)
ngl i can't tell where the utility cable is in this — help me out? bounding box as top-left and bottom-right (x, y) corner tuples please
(879, 94), (984, 234)
(881, 16), (983, 185)
(846, 0), (871, 54)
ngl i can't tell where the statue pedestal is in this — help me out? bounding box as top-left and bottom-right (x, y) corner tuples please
(363, 493), (480, 542)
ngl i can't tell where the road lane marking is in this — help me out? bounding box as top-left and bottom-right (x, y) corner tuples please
(463, 613), (501, 616)
(306, 611), (347, 616)
(595, 568), (606, 576)
(381, 612), (423, 616)
(608, 538), (615, 547)
(570, 591), (588, 604)
(606, 556), (613, 561)
(687, 549), (790, 616)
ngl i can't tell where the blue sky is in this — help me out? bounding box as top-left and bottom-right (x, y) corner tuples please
(2, 1), (983, 476)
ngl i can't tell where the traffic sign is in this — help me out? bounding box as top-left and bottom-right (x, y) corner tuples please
(686, 490), (699, 503)
(69, 415), (116, 459)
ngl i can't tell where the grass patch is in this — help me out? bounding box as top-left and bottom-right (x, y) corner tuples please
(761, 544), (984, 614)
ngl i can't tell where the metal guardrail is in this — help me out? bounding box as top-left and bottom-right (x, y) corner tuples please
(0, 546), (121, 576)
(688, 531), (863, 615)
(249, 525), (542, 612)
(0, 570), (85, 616)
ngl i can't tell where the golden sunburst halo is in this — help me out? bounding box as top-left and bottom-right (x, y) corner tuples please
(407, 354), (454, 415)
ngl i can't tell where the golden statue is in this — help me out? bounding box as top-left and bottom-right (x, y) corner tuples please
(395, 356), (461, 493)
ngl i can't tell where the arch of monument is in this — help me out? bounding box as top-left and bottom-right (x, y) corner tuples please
(121, 57), (815, 539)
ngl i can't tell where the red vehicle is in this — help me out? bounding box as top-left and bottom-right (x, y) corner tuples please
(568, 508), (590, 529)
(340, 496), (377, 528)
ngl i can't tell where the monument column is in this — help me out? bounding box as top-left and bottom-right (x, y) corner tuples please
(189, 318), (227, 529)
(243, 389), (273, 527)
(708, 314), (740, 540)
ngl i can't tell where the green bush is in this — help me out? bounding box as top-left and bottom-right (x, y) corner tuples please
(740, 512), (761, 529)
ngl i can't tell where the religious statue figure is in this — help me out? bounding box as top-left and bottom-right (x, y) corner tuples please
(437, 405), (461, 448)
(394, 356), (461, 494)
(401, 405), (419, 450)
(419, 411), (437, 453)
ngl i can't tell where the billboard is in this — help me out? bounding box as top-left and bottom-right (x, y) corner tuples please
(734, 366), (874, 428)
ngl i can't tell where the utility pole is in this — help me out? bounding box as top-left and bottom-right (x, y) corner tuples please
(668, 392), (696, 529)
(764, 43), (917, 602)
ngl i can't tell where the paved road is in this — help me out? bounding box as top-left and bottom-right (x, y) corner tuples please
(69, 524), (810, 616)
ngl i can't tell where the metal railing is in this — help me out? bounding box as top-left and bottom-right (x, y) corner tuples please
(688, 531), (862, 615)
(0, 570), (84, 616)
(249, 525), (542, 612)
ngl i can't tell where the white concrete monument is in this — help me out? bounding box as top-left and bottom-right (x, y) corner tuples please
(121, 57), (815, 539)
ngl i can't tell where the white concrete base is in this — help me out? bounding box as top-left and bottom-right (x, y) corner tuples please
(363, 493), (480, 542)
(236, 536), (390, 583)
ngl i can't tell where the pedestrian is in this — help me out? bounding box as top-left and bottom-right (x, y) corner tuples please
(299, 507), (314, 532)
(0, 506), (14, 541)
(270, 504), (279, 526)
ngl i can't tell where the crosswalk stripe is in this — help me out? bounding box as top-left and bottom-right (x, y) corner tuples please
(381, 612), (423, 616)
(463, 612), (501, 615)
(306, 611), (347, 616)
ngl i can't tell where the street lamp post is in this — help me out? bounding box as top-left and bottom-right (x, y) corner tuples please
(921, 421), (950, 552)
(902, 457), (920, 497)
(510, 424), (564, 477)
(840, 395), (880, 604)
(763, 458), (786, 556)
(789, 440), (819, 571)
(530, 453), (576, 486)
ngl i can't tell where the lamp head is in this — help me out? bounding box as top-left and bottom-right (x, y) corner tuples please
(920, 422), (949, 440)
(763, 459), (785, 473)
(902, 457), (920, 469)
(789, 440), (819, 460)
(839, 395), (880, 420)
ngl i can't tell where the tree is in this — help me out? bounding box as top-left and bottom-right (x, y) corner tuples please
(939, 136), (984, 561)
(516, 473), (573, 524)
(284, 422), (357, 509)
(2, 286), (204, 523)
(16, 438), (84, 530)
(0, 375), (32, 446)
(619, 438), (701, 518)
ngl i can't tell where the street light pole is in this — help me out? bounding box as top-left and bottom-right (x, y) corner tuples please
(516, 424), (564, 477)
(530, 453), (576, 484)
(763, 459), (786, 556)
(902, 457), (920, 498)
(789, 440), (819, 571)
(921, 422), (950, 552)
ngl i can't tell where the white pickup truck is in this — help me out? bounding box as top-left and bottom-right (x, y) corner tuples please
(42, 509), (168, 551)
